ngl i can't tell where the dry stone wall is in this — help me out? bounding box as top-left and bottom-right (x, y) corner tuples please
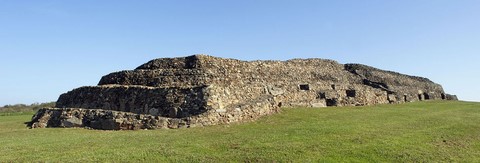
(29, 54), (457, 130)
(56, 85), (208, 118)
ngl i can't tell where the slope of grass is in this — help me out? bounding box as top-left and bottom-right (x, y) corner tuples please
(1, 101), (479, 162)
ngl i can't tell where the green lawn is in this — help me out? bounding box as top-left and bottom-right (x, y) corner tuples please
(1, 101), (480, 162)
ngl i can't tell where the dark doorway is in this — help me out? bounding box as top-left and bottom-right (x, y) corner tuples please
(423, 93), (430, 100)
(346, 90), (356, 97)
(299, 84), (310, 91)
(326, 98), (338, 106)
(318, 92), (326, 99)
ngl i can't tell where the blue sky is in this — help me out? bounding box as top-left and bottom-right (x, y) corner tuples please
(0, 0), (479, 106)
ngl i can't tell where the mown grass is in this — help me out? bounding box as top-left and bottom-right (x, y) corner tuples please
(1, 101), (480, 162)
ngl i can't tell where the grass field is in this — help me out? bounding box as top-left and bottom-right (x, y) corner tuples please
(1, 101), (480, 162)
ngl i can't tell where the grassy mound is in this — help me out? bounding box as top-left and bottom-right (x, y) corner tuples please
(1, 101), (479, 162)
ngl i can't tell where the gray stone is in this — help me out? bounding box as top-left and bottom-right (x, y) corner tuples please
(446, 94), (458, 101)
(267, 85), (284, 96)
(149, 108), (159, 115)
(387, 94), (397, 103)
(61, 116), (83, 127)
(311, 102), (326, 108)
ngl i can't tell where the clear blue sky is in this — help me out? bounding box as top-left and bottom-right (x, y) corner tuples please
(1, 0), (479, 106)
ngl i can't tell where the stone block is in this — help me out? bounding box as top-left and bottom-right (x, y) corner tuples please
(61, 116), (83, 128)
(311, 102), (326, 108)
(445, 94), (458, 101)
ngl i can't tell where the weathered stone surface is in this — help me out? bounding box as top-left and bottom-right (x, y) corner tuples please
(28, 108), (173, 130)
(61, 116), (83, 127)
(445, 94), (458, 101)
(56, 85), (208, 118)
(28, 54), (457, 130)
(311, 100), (327, 108)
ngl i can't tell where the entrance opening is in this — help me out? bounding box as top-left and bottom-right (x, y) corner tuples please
(441, 93), (446, 100)
(299, 84), (310, 91)
(318, 92), (326, 99)
(326, 98), (338, 106)
(423, 93), (430, 100)
(404, 95), (408, 102)
(346, 90), (356, 97)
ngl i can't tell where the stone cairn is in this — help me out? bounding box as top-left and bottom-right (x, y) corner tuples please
(28, 55), (457, 130)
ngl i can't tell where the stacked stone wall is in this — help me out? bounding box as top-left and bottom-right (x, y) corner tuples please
(29, 54), (456, 130)
(56, 85), (208, 118)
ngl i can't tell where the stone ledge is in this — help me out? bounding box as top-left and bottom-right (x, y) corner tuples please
(27, 108), (189, 130)
(28, 95), (281, 130)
